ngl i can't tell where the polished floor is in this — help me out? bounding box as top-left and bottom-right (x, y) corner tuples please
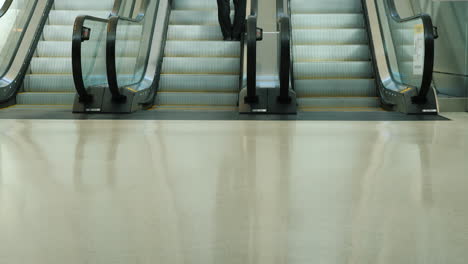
(1, 113), (468, 264)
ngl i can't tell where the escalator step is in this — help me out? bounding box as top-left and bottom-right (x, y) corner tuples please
(37, 41), (140, 57)
(172, 0), (219, 10)
(297, 97), (381, 108)
(42, 25), (143, 41)
(30, 57), (137, 74)
(293, 29), (368, 45)
(48, 10), (110, 25)
(292, 14), (364, 28)
(162, 57), (239, 75)
(23, 75), (75, 92)
(167, 25), (223, 41)
(16, 93), (75, 105)
(170, 10), (233, 25)
(156, 92), (238, 106)
(295, 79), (377, 97)
(54, 0), (114, 10)
(294, 45), (371, 61)
(294, 61), (373, 79)
(291, 0), (362, 13)
(164, 41), (240, 57)
(159, 75), (239, 92)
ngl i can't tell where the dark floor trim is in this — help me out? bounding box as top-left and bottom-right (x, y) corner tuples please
(0, 109), (450, 121)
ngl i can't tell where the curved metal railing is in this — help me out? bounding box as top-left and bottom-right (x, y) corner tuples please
(385, 0), (435, 104)
(244, 0), (259, 103)
(0, 0), (48, 105)
(105, 0), (155, 103)
(276, 0), (291, 103)
(0, 0), (13, 18)
(71, 0), (130, 103)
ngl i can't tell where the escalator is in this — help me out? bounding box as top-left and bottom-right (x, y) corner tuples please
(0, 0), (133, 110)
(1, 0), (438, 116)
(154, 0), (241, 111)
(71, 0), (245, 113)
(290, 0), (379, 111)
(282, 0), (438, 114)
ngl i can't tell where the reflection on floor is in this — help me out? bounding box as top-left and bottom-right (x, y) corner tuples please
(0, 113), (467, 264)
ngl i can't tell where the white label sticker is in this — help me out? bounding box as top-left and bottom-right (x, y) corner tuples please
(413, 24), (424, 76)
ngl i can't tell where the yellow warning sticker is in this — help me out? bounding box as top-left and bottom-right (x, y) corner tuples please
(414, 24), (424, 34)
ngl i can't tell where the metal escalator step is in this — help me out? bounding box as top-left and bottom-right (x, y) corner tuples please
(164, 41), (240, 57)
(30, 57), (137, 74)
(170, 10), (233, 25)
(293, 29), (368, 45)
(37, 41), (140, 57)
(23, 75), (75, 92)
(172, 0), (218, 10)
(54, 0), (114, 11)
(42, 25), (142, 41)
(294, 61), (374, 79)
(167, 25), (223, 41)
(161, 57), (239, 75)
(152, 105), (237, 111)
(295, 79), (377, 97)
(156, 92), (238, 106)
(293, 45), (371, 61)
(292, 14), (364, 28)
(297, 97), (381, 108)
(159, 74), (239, 92)
(291, 0), (362, 13)
(48, 10), (110, 25)
(16, 92), (75, 105)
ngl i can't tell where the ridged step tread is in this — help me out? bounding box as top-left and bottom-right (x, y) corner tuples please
(164, 41), (240, 57)
(36, 41), (140, 57)
(294, 61), (374, 79)
(291, 14), (364, 28)
(294, 45), (371, 61)
(293, 29), (368, 45)
(54, 0), (114, 11)
(295, 79), (377, 97)
(156, 92), (238, 106)
(170, 10), (233, 25)
(167, 25), (223, 40)
(298, 97), (381, 108)
(159, 75), (239, 92)
(48, 10), (110, 25)
(161, 57), (239, 74)
(30, 57), (136, 74)
(291, 0), (362, 13)
(172, 0), (220, 10)
(151, 105), (238, 111)
(16, 93), (75, 105)
(42, 25), (142, 41)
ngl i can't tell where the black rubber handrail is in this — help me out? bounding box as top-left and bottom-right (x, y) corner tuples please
(0, 0), (13, 18)
(276, 0), (291, 103)
(386, 0), (435, 104)
(106, 0), (151, 102)
(244, 0), (259, 103)
(71, 0), (126, 103)
(0, 0), (49, 105)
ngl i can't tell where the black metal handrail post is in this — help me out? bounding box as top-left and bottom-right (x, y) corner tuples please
(106, 0), (153, 103)
(71, 0), (126, 103)
(276, 0), (292, 104)
(244, 0), (259, 103)
(0, 0), (13, 18)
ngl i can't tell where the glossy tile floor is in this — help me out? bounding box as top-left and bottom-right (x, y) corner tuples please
(1, 113), (468, 264)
